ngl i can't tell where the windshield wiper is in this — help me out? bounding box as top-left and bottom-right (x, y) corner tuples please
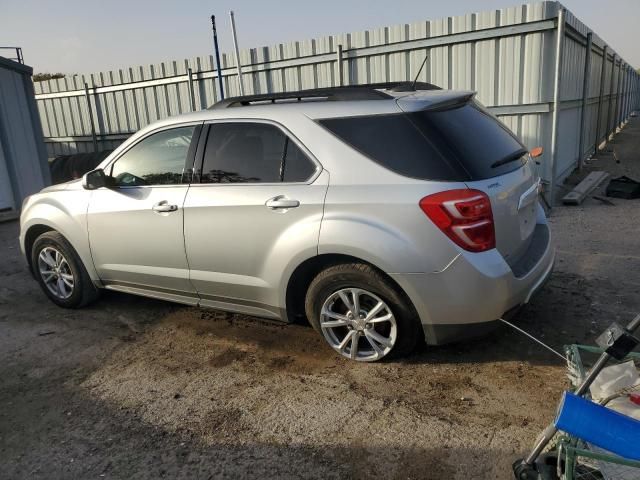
(490, 148), (527, 169)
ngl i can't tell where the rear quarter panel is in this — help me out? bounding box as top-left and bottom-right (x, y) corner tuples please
(301, 111), (468, 275)
(319, 182), (466, 274)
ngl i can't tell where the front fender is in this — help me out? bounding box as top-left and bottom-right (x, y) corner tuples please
(20, 191), (99, 283)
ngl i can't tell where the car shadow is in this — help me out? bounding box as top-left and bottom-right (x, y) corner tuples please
(87, 267), (604, 368)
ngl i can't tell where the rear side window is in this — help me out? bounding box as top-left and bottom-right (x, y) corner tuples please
(282, 141), (317, 182)
(319, 103), (526, 181)
(200, 122), (317, 183)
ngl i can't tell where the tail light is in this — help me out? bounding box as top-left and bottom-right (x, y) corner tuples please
(419, 189), (495, 252)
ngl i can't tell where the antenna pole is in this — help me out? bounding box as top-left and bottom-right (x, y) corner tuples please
(411, 54), (429, 89)
(211, 15), (225, 100)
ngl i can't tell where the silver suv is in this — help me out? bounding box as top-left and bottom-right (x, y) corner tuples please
(20, 82), (554, 362)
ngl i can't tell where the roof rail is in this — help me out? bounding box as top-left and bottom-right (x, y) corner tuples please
(209, 81), (441, 109)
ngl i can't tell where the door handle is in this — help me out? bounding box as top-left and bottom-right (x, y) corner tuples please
(152, 200), (178, 213)
(265, 196), (300, 209)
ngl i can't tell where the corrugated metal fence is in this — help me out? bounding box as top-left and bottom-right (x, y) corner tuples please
(33, 0), (640, 198)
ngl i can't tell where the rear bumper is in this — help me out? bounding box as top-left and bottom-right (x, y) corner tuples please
(390, 222), (555, 346)
(421, 305), (523, 346)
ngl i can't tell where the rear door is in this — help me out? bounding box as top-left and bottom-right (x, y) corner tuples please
(183, 120), (327, 318)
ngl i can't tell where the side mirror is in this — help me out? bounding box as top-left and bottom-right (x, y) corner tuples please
(530, 146), (543, 158)
(82, 169), (108, 190)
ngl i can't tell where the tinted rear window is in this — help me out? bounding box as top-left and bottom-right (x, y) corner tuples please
(200, 122), (317, 183)
(319, 103), (526, 181)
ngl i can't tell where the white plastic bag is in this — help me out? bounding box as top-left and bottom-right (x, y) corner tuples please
(589, 360), (639, 401)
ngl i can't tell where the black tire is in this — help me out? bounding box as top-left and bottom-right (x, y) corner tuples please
(304, 263), (420, 360)
(31, 231), (99, 308)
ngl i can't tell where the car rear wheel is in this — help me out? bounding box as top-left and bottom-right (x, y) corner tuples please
(31, 231), (99, 308)
(305, 263), (420, 362)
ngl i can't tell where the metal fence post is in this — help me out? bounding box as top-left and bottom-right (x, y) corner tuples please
(629, 71), (632, 112)
(630, 69), (634, 114)
(620, 65), (627, 124)
(628, 68), (632, 114)
(632, 73), (634, 111)
(605, 55), (616, 141)
(577, 32), (592, 170)
(622, 65), (629, 124)
(229, 11), (245, 96)
(632, 72), (635, 112)
(619, 65), (625, 123)
(84, 82), (98, 152)
(594, 45), (607, 153)
(336, 44), (344, 87)
(633, 73), (635, 111)
(626, 67), (632, 118)
(187, 67), (196, 112)
(620, 65), (631, 123)
(613, 60), (623, 132)
(549, 8), (565, 206)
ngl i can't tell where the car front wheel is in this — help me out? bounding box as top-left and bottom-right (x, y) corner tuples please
(31, 231), (99, 308)
(305, 263), (420, 362)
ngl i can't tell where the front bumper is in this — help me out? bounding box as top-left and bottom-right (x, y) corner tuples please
(390, 223), (555, 345)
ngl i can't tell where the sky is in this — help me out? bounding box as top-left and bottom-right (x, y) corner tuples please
(2, 0), (639, 75)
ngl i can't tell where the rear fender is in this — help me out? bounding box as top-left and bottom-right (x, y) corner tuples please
(318, 213), (456, 274)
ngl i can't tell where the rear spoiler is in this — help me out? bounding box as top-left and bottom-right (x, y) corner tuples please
(396, 90), (476, 113)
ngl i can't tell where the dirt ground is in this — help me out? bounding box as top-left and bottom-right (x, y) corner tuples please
(1, 119), (639, 480)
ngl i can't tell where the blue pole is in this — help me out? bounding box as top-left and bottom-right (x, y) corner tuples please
(556, 391), (640, 461)
(211, 15), (225, 100)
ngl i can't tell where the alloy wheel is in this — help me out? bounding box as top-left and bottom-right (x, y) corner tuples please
(320, 288), (397, 361)
(37, 247), (75, 299)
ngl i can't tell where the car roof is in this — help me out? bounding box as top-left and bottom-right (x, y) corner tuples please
(150, 86), (475, 129)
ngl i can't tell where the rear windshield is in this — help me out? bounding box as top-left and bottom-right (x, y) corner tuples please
(319, 102), (527, 181)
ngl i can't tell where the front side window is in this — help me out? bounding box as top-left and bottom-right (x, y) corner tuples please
(200, 122), (316, 184)
(110, 126), (196, 186)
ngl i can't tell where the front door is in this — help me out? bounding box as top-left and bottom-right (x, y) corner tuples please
(87, 124), (201, 304)
(183, 121), (327, 318)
